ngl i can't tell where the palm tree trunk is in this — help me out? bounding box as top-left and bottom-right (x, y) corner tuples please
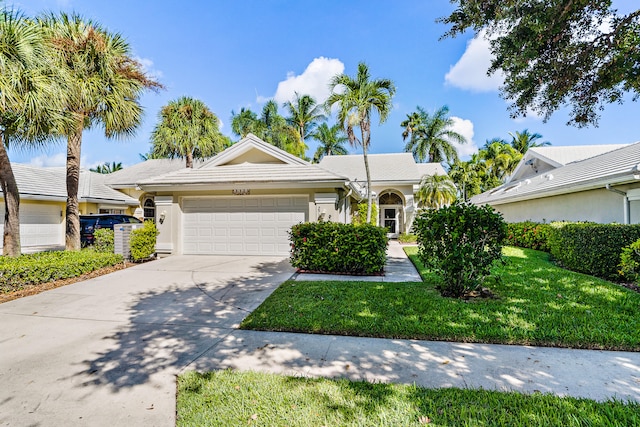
(186, 151), (193, 168)
(362, 121), (373, 224)
(66, 128), (82, 251)
(0, 138), (21, 257)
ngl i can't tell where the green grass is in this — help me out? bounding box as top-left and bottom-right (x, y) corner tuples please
(177, 370), (640, 427)
(241, 246), (640, 350)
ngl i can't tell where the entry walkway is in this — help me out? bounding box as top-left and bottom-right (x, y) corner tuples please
(292, 240), (422, 282)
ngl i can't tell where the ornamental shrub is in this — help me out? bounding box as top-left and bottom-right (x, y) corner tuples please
(547, 222), (640, 281)
(289, 222), (387, 274)
(619, 238), (640, 284)
(413, 201), (507, 298)
(505, 221), (552, 252)
(93, 228), (114, 253)
(130, 220), (159, 261)
(352, 202), (378, 226)
(0, 250), (123, 293)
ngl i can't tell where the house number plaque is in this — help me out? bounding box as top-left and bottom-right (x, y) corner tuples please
(232, 189), (250, 195)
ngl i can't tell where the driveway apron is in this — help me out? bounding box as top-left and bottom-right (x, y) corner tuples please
(0, 255), (294, 426)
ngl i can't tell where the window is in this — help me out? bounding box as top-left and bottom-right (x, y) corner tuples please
(379, 192), (403, 205)
(143, 198), (156, 222)
(99, 208), (124, 214)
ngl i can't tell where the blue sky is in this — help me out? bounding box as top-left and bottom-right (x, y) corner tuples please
(9, 0), (640, 168)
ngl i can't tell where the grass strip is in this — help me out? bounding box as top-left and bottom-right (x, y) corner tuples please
(177, 370), (640, 427)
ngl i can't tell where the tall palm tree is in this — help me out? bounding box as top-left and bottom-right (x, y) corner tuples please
(40, 12), (162, 251)
(401, 105), (466, 163)
(311, 123), (348, 163)
(284, 92), (326, 141)
(151, 97), (228, 168)
(90, 161), (123, 174)
(0, 9), (66, 256)
(480, 138), (523, 182)
(509, 129), (550, 154)
(448, 160), (480, 201)
(326, 62), (396, 223)
(230, 107), (260, 138)
(415, 173), (457, 209)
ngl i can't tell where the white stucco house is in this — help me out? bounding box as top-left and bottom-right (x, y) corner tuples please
(471, 142), (640, 224)
(4, 134), (445, 255)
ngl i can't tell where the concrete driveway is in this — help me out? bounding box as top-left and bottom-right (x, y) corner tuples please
(0, 255), (295, 426)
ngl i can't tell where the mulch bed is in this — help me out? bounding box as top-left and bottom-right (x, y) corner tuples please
(0, 261), (136, 304)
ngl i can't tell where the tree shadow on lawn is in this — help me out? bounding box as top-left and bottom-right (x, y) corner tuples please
(70, 257), (294, 391)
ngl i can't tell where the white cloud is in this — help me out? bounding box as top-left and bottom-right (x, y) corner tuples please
(29, 153), (66, 167)
(450, 117), (479, 158)
(135, 56), (164, 81)
(445, 30), (504, 92)
(269, 57), (345, 105)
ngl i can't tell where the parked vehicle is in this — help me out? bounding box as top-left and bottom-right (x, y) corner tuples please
(80, 214), (142, 246)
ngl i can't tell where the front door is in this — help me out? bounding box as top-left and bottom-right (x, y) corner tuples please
(383, 207), (399, 237)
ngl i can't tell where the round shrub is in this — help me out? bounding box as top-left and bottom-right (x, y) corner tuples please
(413, 201), (507, 298)
(619, 238), (640, 284)
(93, 228), (114, 253)
(130, 220), (159, 261)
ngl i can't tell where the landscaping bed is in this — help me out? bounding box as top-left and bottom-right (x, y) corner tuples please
(241, 246), (640, 351)
(177, 370), (640, 427)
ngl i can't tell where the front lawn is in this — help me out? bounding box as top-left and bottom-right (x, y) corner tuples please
(177, 370), (639, 426)
(241, 246), (640, 350)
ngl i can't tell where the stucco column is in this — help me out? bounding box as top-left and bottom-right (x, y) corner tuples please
(154, 196), (174, 255)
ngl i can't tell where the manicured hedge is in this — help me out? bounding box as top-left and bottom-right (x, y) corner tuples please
(0, 250), (124, 293)
(290, 222), (388, 275)
(547, 222), (640, 281)
(130, 220), (159, 261)
(505, 221), (552, 252)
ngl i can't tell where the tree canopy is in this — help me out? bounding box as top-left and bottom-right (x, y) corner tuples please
(90, 161), (123, 174)
(311, 123), (348, 163)
(401, 105), (466, 163)
(441, 1), (640, 126)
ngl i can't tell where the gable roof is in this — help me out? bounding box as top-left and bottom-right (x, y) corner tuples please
(508, 144), (628, 183)
(472, 142), (640, 206)
(137, 134), (349, 190)
(319, 153), (446, 183)
(8, 164), (139, 205)
(104, 158), (201, 188)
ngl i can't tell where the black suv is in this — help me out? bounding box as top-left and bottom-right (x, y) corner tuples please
(80, 214), (142, 246)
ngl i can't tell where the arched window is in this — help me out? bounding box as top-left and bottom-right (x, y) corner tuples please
(379, 192), (403, 205)
(143, 198), (155, 222)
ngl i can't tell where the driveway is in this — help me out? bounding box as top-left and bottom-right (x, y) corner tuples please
(0, 255), (294, 426)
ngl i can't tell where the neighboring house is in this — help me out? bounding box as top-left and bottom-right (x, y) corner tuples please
(471, 142), (640, 224)
(0, 164), (139, 252)
(319, 153), (446, 237)
(133, 134), (445, 256)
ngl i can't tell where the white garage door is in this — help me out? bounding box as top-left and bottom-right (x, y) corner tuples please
(182, 196), (307, 255)
(0, 203), (63, 249)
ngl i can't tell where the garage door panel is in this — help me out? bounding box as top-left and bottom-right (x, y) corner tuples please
(182, 196), (307, 255)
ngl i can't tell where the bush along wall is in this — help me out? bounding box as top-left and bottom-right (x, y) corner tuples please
(547, 222), (640, 281)
(130, 220), (160, 261)
(505, 221), (553, 252)
(290, 222), (388, 275)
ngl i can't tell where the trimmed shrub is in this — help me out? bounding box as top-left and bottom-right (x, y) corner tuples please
(352, 202), (378, 226)
(93, 228), (114, 253)
(413, 201), (507, 298)
(505, 221), (552, 252)
(547, 222), (640, 281)
(290, 222), (388, 275)
(619, 238), (640, 284)
(130, 220), (159, 261)
(0, 250), (123, 293)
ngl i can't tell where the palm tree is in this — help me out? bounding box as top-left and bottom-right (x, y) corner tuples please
(284, 92), (326, 141)
(480, 138), (523, 182)
(401, 105), (466, 163)
(151, 97), (228, 168)
(0, 9), (66, 256)
(90, 161), (123, 174)
(326, 62), (396, 223)
(509, 129), (550, 154)
(415, 173), (457, 209)
(448, 160), (480, 201)
(231, 101), (305, 158)
(40, 12), (162, 251)
(311, 123), (348, 163)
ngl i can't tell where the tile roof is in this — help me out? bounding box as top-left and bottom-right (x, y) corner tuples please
(9, 164), (139, 205)
(104, 158), (202, 187)
(318, 153), (446, 182)
(472, 142), (640, 205)
(528, 144), (629, 166)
